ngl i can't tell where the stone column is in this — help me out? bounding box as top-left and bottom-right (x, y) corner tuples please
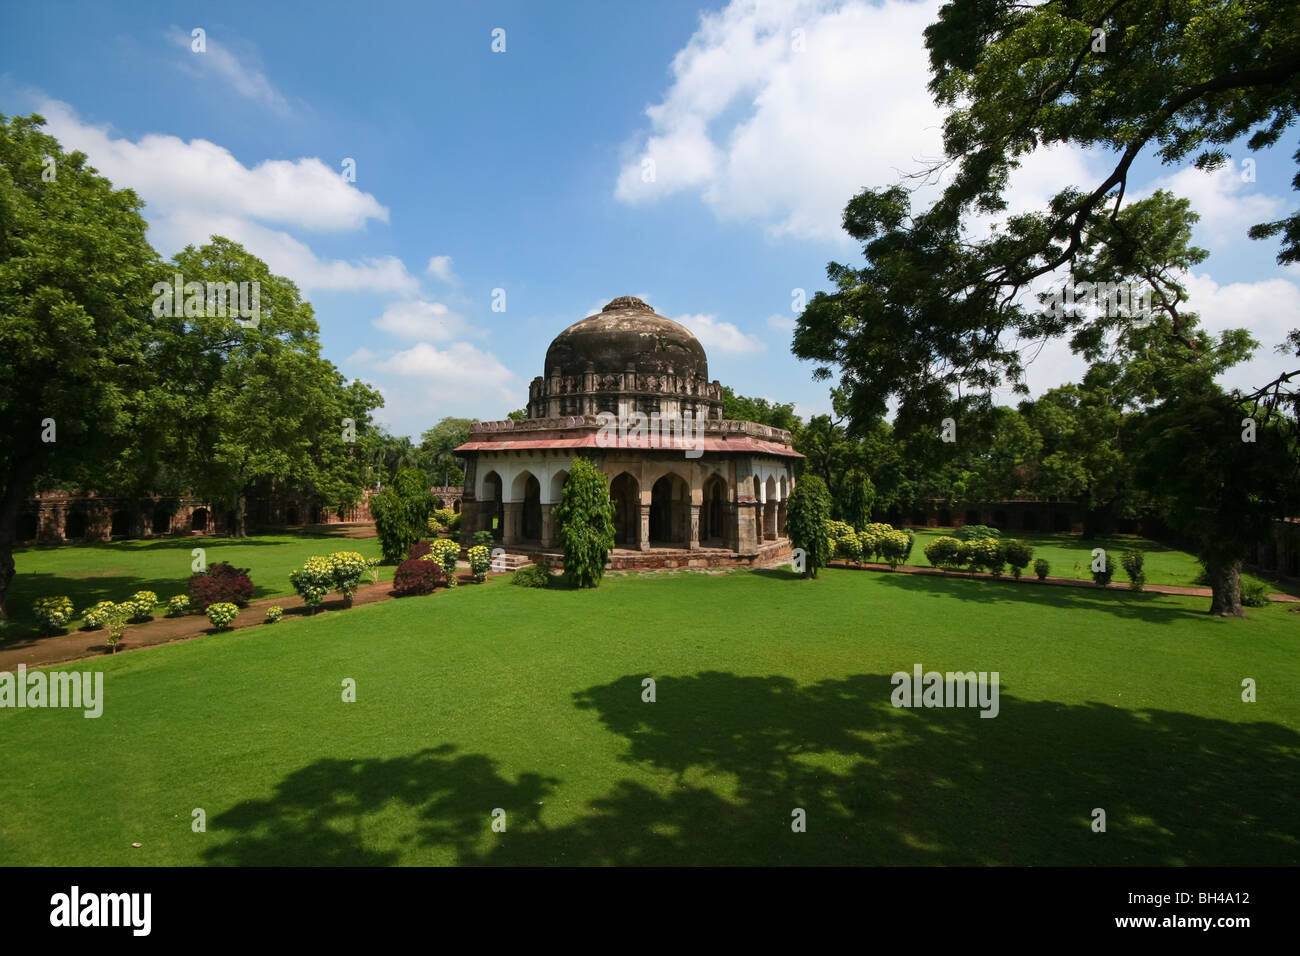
(639, 504), (651, 551)
(503, 502), (522, 546)
(540, 504), (554, 549)
(689, 504), (700, 550)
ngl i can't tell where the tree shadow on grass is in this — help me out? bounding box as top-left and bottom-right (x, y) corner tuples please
(200, 673), (1300, 866)
(868, 568), (1213, 624)
(201, 744), (558, 866)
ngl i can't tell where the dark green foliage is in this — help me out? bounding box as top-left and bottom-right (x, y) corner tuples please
(1034, 558), (1051, 580)
(1092, 560), (1115, 588)
(370, 468), (434, 564)
(1241, 581), (1270, 607)
(512, 563), (552, 588)
(551, 457), (615, 589)
(472, 530), (494, 549)
(838, 473), (876, 530)
(786, 475), (834, 579)
(965, 538), (1003, 576)
(957, 524), (1000, 542)
(1000, 539), (1033, 579)
(1121, 550), (1146, 591)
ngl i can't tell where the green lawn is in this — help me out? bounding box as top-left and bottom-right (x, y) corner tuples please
(904, 528), (1296, 596)
(2, 533), (392, 638)
(1, 566), (1296, 866)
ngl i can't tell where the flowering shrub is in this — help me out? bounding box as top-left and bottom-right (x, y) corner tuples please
(430, 508), (456, 533)
(924, 536), (964, 571)
(428, 539), (460, 586)
(81, 600), (120, 630)
(166, 594), (191, 617)
(966, 537), (1004, 575)
(206, 602), (239, 630)
(266, 606), (284, 624)
(858, 523), (896, 562)
(879, 530), (912, 570)
(126, 590), (158, 622)
(468, 545), (492, 583)
(394, 556), (441, 596)
(366, 557), (381, 584)
(289, 556), (334, 612)
(187, 562), (254, 611)
(837, 532), (864, 565)
(33, 596), (75, 635)
(327, 551), (368, 602)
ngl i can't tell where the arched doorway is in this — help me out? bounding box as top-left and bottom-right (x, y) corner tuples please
(515, 472), (542, 542)
(482, 471), (504, 542)
(286, 506), (299, 526)
(310, 504), (322, 524)
(610, 472), (640, 547)
(152, 507), (171, 535)
(764, 477), (779, 540)
(191, 508), (209, 532)
(111, 510), (131, 538)
(700, 474), (726, 545)
(650, 474), (688, 546)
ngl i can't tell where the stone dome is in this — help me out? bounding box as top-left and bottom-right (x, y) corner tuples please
(544, 296), (709, 379)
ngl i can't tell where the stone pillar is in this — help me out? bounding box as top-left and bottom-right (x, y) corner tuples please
(777, 500), (787, 537)
(736, 501), (760, 553)
(639, 504), (651, 551)
(503, 502), (522, 546)
(689, 504), (700, 550)
(764, 501), (777, 540)
(540, 504), (554, 548)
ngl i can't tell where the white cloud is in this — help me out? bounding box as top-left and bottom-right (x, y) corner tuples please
(767, 313), (796, 334)
(1183, 272), (1300, 395)
(370, 342), (518, 397)
(616, 0), (949, 241)
(426, 255), (457, 282)
(674, 312), (765, 354)
(36, 97), (415, 294)
(372, 300), (470, 340)
(1137, 162), (1287, 252)
(169, 28), (290, 114)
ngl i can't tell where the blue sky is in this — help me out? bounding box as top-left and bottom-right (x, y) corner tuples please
(3, 0), (1297, 439)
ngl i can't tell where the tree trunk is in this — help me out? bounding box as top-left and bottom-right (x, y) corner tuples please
(234, 492), (248, 538)
(1205, 559), (1246, 617)
(0, 454), (42, 620)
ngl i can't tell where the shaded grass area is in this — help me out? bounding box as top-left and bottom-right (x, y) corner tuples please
(1, 568), (1296, 866)
(3, 533), (391, 640)
(905, 528), (1295, 597)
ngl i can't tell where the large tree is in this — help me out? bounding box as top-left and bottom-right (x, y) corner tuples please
(0, 114), (161, 618)
(794, 1), (1300, 614)
(418, 417), (472, 487)
(155, 238), (382, 537)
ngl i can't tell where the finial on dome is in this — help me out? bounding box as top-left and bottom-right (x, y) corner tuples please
(603, 296), (653, 313)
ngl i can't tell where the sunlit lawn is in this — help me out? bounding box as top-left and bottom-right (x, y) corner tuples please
(2, 567), (1296, 866)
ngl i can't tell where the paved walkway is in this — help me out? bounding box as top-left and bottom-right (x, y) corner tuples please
(826, 559), (1300, 602)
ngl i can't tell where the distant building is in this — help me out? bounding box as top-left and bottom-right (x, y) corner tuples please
(455, 296), (803, 569)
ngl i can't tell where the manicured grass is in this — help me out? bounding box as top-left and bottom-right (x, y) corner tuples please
(1, 567), (1296, 866)
(905, 528), (1295, 596)
(3, 533), (391, 638)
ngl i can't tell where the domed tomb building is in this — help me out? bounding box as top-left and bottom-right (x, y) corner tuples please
(455, 296), (802, 568)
